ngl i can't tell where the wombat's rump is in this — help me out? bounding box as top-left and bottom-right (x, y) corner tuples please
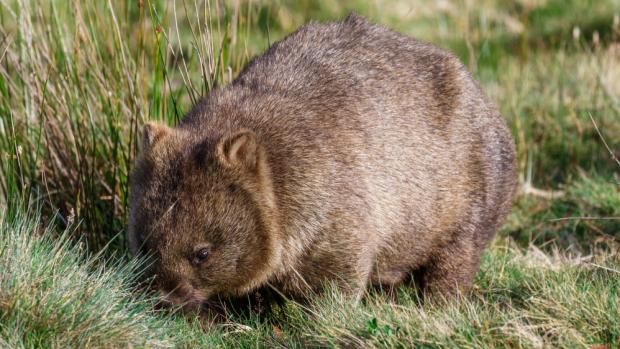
(128, 14), (517, 307)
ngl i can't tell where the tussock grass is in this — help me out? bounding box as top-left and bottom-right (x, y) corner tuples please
(0, 0), (148, 249)
(0, 209), (175, 348)
(0, 0), (618, 347)
(0, 0), (254, 250)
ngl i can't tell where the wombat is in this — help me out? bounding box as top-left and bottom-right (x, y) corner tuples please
(128, 14), (517, 309)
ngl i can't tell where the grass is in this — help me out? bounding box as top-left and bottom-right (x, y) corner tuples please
(1, 210), (617, 348)
(0, 0), (618, 347)
(0, 209), (175, 348)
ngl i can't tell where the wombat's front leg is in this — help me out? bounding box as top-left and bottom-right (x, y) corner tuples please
(289, 246), (373, 302)
(329, 240), (378, 301)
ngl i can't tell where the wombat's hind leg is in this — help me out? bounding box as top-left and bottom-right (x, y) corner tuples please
(413, 233), (481, 300)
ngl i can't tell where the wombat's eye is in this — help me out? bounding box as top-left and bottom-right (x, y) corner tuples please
(192, 247), (211, 265)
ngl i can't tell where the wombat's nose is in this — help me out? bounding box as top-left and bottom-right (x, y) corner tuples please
(174, 282), (194, 299)
(158, 281), (195, 306)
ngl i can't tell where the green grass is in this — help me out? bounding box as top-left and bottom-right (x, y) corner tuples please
(0, 0), (618, 347)
(0, 209), (174, 348)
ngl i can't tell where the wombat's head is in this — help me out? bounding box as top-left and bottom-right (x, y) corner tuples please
(128, 122), (281, 309)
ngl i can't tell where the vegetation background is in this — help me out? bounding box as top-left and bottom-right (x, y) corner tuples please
(0, 0), (619, 347)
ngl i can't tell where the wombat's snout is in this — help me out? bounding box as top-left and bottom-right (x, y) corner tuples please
(157, 281), (205, 310)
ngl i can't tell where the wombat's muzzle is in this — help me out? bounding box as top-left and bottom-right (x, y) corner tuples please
(156, 280), (205, 312)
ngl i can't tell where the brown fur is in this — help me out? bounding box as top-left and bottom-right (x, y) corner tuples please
(128, 14), (517, 308)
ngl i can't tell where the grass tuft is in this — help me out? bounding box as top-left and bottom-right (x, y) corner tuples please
(0, 208), (176, 348)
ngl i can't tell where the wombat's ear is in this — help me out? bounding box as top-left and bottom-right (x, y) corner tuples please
(217, 129), (258, 172)
(141, 122), (169, 152)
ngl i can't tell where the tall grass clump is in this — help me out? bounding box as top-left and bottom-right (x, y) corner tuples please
(0, 0), (256, 251)
(0, 0), (147, 250)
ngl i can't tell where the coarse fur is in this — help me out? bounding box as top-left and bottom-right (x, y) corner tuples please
(128, 14), (517, 308)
